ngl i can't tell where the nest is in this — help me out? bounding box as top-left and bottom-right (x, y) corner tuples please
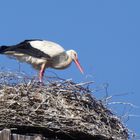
(0, 71), (128, 140)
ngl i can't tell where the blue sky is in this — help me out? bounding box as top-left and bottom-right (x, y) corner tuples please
(0, 0), (140, 137)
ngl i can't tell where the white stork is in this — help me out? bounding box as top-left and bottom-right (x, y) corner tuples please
(0, 40), (84, 82)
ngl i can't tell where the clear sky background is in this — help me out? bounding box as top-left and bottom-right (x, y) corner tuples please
(0, 0), (140, 138)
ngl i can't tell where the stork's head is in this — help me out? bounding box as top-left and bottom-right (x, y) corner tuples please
(67, 50), (84, 74)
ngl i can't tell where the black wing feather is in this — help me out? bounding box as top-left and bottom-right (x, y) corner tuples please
(0, 46), (9, 53)
(0, 40), (51, 59)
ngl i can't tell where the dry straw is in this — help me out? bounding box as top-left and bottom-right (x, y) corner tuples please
(0, 71), (128, 140)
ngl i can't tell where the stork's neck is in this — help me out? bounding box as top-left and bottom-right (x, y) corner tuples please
(51, 52), (73, 69)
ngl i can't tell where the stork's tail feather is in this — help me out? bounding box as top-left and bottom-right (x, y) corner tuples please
(0, 46), (9, 53)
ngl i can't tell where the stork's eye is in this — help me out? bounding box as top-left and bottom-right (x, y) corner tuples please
(74, 53), (77, 58)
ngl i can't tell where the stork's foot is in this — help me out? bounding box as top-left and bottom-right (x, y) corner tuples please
(37, 80), (42, 84)
(34, 82), (45, 88)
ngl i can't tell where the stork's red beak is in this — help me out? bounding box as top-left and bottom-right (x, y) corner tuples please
(74, 59), (84, 74)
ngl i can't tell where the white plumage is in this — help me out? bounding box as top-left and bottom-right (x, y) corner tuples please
(30, 40), (65, 57)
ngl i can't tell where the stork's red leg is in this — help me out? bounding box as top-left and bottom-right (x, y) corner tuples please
(39, 64), (46, 82)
